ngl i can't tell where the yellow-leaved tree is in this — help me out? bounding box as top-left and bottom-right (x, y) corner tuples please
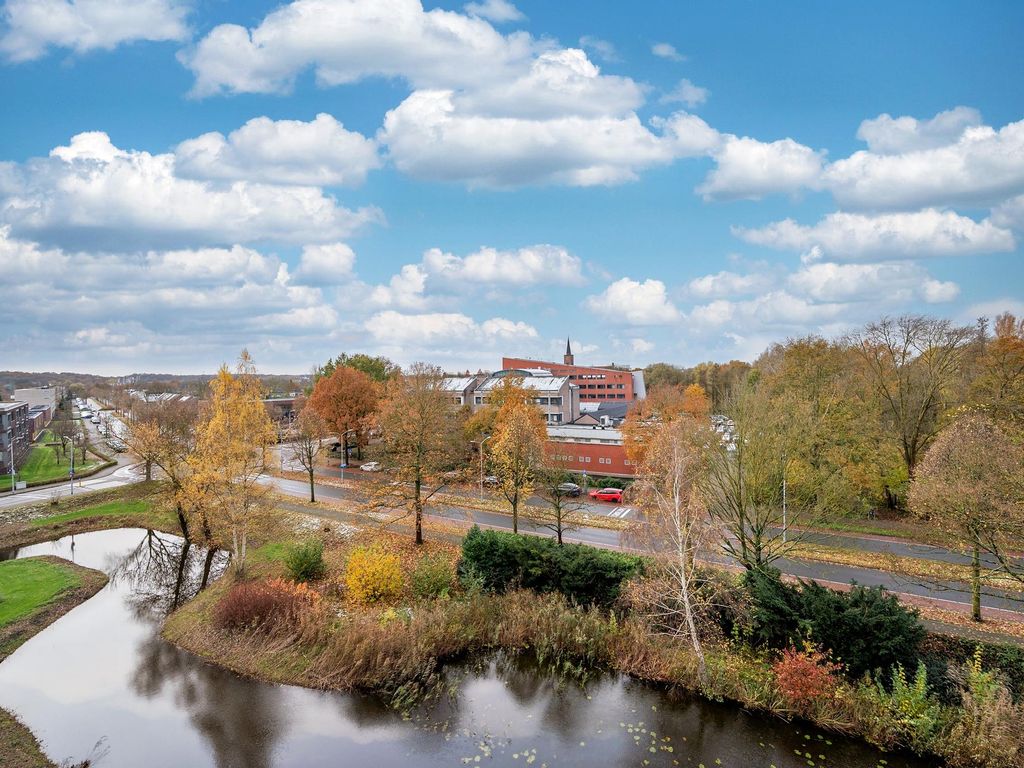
(185, 350), (277, 574)
(490, 379), (547, 534)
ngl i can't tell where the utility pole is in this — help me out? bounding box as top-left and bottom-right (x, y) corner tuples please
(782, 453), (787, 544)
(475, 435), (492, 499)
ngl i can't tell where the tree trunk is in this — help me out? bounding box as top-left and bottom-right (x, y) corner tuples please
(415, 478), (423, 545)
(512, 498), (518, 534)
(172, 540), (191, 609)
(200, 546), (216, 590)
(145, 460), (152, 482)
(308, 467), (316, 503)
(175, 502), (190, 541)
(972, 542), (982, 622)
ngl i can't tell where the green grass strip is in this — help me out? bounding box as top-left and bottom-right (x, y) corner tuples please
(0, 559), (79, 629)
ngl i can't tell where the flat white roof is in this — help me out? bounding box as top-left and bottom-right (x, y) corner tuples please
(547, 424), (623, 441)
(477, 375), (570, 393)
(441, 377), (477, 391)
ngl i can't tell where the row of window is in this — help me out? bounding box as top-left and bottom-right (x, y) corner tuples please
(550, 454), (620, 466)
(581, 383), (625, 389)
(473, 395), (563, 406)
(580, 393), (627, 399)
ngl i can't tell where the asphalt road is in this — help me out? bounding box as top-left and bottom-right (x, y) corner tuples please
(266, 474), (1024, 617)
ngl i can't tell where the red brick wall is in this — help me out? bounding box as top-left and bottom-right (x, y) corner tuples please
(545, 440), (635, 477)
(502, 357), (635, 402)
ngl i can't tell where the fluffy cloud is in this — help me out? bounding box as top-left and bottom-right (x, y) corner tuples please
(0, 226), (344, 370)
(735, 209), (1015, 261)
(584, 278), (681, 325)
(180, 0), (536, 97)
(855, 106), (982, 154)
(366, 244), (583, 310)
(660, 78), (709, 108)
(0, 0), (188, 62)
(0, 131), (382, 250)
(175, 114), (380, 187)
(687, 269), (774, 298)
(381, 90), (719, 187)
(421, 244), (584, 286)
(293, 243), (356, 284)
(365, 310), (537, 347)
(463, 0), (524, 23)
(787, 261), (959, 304)
(699, 136), (825, 201)
(825, 115), (1024, 209)
(651, 42), (684, 61)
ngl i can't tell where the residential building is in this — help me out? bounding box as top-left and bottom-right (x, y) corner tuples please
(445, 369), (581, 425)
(0, 401), (31, 476)
(27, 406), (49, 438)
(502, 339), (646, 404)
(14, 387), (56, 428)
(545, 423), (634, 478)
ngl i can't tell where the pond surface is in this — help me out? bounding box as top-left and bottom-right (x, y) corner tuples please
(0, 528), (930, 768)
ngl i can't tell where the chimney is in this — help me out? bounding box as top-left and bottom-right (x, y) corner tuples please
(564, 336), (574, 366)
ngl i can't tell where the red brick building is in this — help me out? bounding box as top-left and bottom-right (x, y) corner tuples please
(503, 339), (644, 405)
(545, 424), (635, 478)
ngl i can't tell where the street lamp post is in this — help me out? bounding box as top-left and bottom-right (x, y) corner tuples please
(472, 435), (492, 500)
(7, 427), (14, 496)
(781, 452), (788, 544)
(62, 434), (76, 496)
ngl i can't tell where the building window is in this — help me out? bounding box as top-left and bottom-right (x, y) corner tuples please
(548, 414), (562, 424)
(474, 396), (483, 404)
(536, 397), (549, 405)
(549, 396), (562, 405)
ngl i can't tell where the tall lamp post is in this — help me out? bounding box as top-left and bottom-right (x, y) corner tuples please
(61, 434), (76, 496)
(7, 427), (14, 496)
(472, 435), (492, 500)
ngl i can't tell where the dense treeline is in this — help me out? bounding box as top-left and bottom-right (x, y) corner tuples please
(643, 312), (1024, 515)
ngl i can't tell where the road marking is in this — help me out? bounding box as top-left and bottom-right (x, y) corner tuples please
(608, 507), (633, 518)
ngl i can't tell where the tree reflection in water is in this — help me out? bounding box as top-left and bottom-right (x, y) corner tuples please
(116, 530), (288, 768)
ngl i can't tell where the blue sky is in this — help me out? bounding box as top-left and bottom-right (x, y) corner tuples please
(1, 0), (1022, 374)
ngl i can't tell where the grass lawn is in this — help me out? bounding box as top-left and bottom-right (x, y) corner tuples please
(29, 499), (151, 528)
(0, 559), (79, 629)
(0, 444), (101, 491)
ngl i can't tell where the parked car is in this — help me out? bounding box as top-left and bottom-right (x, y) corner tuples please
(555, 482), (582, 497)
(360, 461), (383, 472)
(483, 475), (499, 487)
(589, 487), (624, 503)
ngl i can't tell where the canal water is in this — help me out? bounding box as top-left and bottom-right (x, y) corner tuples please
(0, 528), (930, 768)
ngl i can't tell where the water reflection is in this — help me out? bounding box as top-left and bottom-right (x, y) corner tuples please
(0, 528), (931, 768)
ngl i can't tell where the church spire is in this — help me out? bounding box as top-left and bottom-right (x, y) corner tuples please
(563, 336), (574, 366)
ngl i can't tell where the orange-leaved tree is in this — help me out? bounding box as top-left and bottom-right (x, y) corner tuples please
(308, 364), (378, 460)
(491, 378), (547, 534)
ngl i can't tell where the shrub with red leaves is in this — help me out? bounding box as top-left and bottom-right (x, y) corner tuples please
(773, 645), (843, 713)
(215, 577), (321, 632)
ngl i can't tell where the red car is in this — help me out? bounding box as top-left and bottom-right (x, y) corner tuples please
(589, 487), (623, 503)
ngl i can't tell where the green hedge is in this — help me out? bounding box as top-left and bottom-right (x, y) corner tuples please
(458, 526), (643, 608)
(743, 568), (926, 680)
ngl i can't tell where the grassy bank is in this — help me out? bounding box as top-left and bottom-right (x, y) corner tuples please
(0, 443), (103, 492)
(0, 483), (178, 549)
(162, 526), (1024, 767)
(0, 555), (108, 768)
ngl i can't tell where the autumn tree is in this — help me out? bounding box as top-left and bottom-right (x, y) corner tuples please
(185, 351), (277, 574)
(308, 364), (378, 460)
(701, 383), (816, 570)
(491, 380), (547, 534)
(530, 463), (586, 545)
(124, 399), (200, 540)
(848, 315), (973, 484)
(622, 384), (689, 465)
(374, 363), (463, 545)
(630, 415), (718, 677)
(908, 412), (1024, 621)
(290, 407), (329, 503)
(971, 312), (1024, 430)
(681, 383), (710, 418)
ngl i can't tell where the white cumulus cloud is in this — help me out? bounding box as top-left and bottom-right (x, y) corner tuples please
(735, 209), (1015, 261)
(0, 131), (382, 250)
(584, 277), (681, 326)
(463, 0), (524, 23)
(660, 78), (709, 108)
(699, 136), (825, 201)
(175, 114), (380, 187)
(651, 42), (684, 61)
(0, 0), (188, 62)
